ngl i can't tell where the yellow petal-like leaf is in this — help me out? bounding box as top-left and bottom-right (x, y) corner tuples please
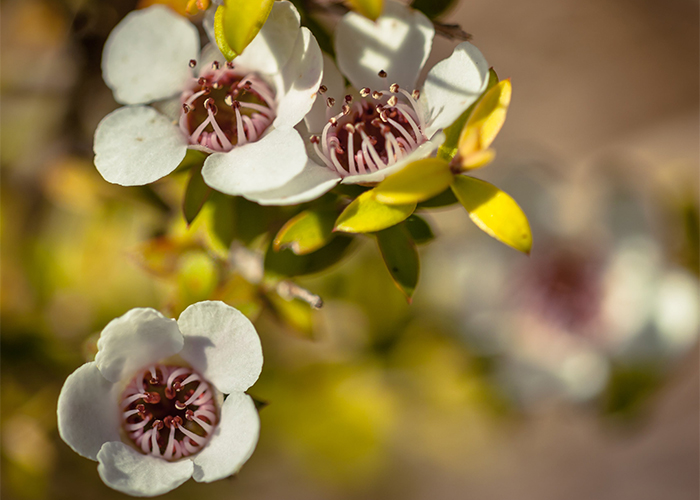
(273, 208), (337, 256)
(451, 175), (531, 254)
(374, 158), (454, 205)
(346, 0), (384, 21)
(461, 148), (496, 171)
(214, 0), (274, 60)
(335, 190), (415, 233)
(457, 79), (511, 163)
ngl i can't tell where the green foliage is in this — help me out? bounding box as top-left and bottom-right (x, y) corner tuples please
(273, 207), (338, 255)
(335, 190), (415, 233)
(404, 215), (435, 245)
(410, 0), (458, 19)
(374, 158), (454, 205)
(183, 166), (212, 225)
(265, 235), (355, 277)
(416, 187), (459, 208)
(376, 223), (420, 301)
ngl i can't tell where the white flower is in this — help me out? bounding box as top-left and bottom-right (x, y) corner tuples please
(245, 1), (489, 206)
(57, 301), (263, 497)
(94, 2), (323, 198)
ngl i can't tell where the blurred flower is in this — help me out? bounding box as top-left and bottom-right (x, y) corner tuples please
(57, 301), (263, 496)
(94, 2), (322, 201)
(245, 0), (490, 205)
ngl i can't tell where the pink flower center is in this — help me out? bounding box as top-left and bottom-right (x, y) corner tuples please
(180, 59), (276, 153)
(311, 82), (427, 177)
(120, 364), (218, 461)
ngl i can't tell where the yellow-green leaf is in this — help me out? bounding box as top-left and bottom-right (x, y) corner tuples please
(183, 165), (212, 225)
(376, 223), (420, 301)
(335, 190), (415, 233)
(346, 0), (384, 20)
(374, 158), (454, 205)
(273, 208), (337, 255)
(461, 148), (495, 171)
(457, 79), (511, 166)
(214, 0), (275, 60)
(451, 175), (531, 254)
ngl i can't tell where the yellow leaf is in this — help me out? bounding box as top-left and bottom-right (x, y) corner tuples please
(273, 208), (337, 255)
(451, 175), (531, 254)
(346, 0), (384, 21)
(461, 148), (495, 171)
(374, 158), (454, 205)
(214, 0), (275, 60)
(457, 79), (511, 168)
(335, 190), (415, 233)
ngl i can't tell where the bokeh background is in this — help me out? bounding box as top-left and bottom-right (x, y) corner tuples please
(1, 0), (698, 499)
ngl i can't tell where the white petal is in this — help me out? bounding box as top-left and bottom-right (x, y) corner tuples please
(202, 127), (307, 195)
(95, 308), (183, 383)
(178, 301), (262, 393)
(192, 392), (260, 482)
(97, 441), (193, 497)
(335, 1), (434, 92)
(421, 42), (490, 137)
(232, 1), (302, 75)
(273, 27), (324, 129)
(102, 6), (199, 105)
(304, 53), (345, 134)
(94, 106), (188, 186)
(341, 132), (444, 184)
(57, 362), (120, 461)
(244, 158), (340, 205)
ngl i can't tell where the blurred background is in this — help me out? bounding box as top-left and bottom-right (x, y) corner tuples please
(1, 0), (698, 499)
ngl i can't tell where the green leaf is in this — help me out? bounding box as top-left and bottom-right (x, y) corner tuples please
(214, 0), (275, 60)
(404, 215), (435, 245)
(346, 0), (384, 20)
(376, 224), (419, 301)
(265, 235), (355, 277)
(267, 293), (315, 339)
(416, 187), (459, 208)
(438, 68), (499, 161)
(335, 190), (415, 233)
(209, 193), (236, 250)
(273, 208), (337, 255)
(183, 166), (212, 225)
(373, 158), (454, 205)
(173, 148), (208, 174)
(451, 175), (532, 254)
(410, 0), (458, 19)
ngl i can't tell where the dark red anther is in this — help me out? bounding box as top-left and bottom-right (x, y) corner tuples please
(344, 94), (353, 103)
(197, 77), (207, 85)
(318, 85), (328, 94)
(342, 104), (350, 115)
(152, 419), (164, 431)
(310, 135), (320, 144)
(145, 392), (161, 404)
(360, 87), (371, 97)
(185, 409), (195, 421)
(163, 416), (174, 428)
(243, 80), (252, 91)
(412, 89), (420, 99)
(164, 387), (176, 399)
(326, 97), (336, 107)
(136, 404), (146, 415)
(182, 103), (191, 113)
(175, 401), (187, 410)
(204, 98), (218, 115)
(189, 59), (197, 68)
(226, 61), (234, 69)
(173, 416), (183, 426)
(378, 69), (387, 78)
(389, 83), (399, 93)
(212, 61), (220, 70)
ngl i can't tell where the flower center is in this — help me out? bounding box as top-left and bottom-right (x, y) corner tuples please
(311, 82), (427, 177)
(120, 364), (218, 461)
(180, 60), (276, 153)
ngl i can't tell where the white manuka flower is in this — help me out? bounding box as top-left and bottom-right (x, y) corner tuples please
(57, 301), (263, 497)
(245, 1), (489, 206)
(94, 2), (322, 198)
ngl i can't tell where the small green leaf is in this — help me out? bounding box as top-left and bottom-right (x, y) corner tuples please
(373, 158), (454, 205)
(416, 188), (459, 208)
(335, 190), (415, 233)
(376, 224), (420, 301)
(410, 0), (457, 19)
(273, 208), (337, 255)
(438, 68), (499, 161)
(265, 235), (355, 277)
(183, 166), (212, 225)
(214, 0), (275, 60)
(404, 215), (435, 245)
(174, 149), (208, 174)
(346, 0), (384, 20)
(451, 175), (532, 254)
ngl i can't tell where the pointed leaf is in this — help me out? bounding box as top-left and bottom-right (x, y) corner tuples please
(438, 68), (499, 161)
(417, 187), (459, 208)
(346, 0), (384, 21)
(214, 0), (275, 60)
(404, 215), (435, 245)
(373, 158), (454, 205)
(335, 190), (415, 233)
(183, 166), (212, 225)
(451, 175), (532, 254)
(273, 208), (338, 255)
(376, 224), (419, 301)
(457, 79), (511, 168)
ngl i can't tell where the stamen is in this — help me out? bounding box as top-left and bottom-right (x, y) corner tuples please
(378, 69), (388, 78)
(319, 85), (328, 94)
(390, 83), (399, 93)
(189, 59), (197, 68)
(327, 97), (336, 107)
(360, 87), (371, 97)
(371, 91), (383, 99)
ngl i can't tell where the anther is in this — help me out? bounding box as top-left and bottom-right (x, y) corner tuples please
(185, 409), (195, 421)
(145, 392), (161, 404)
(378, 69), (388, 78)
(412, 89), (420, 99)
(175, 401), (187, 410)
(226, 61), (234, 69)
(387, 95), (398, 107)
(390, 83), (399, 93)
(164, 387), (176, 399)
(370, 118), (382, 128)
(380, 110), (389, 122)
(231, 100), (242, 110)
(197, 77), (207, 85)
(381, 125), (391, 135)
(163, 416), (174, 428)
(372, 91), (383, 99)
(342, 103), (351, 115)
(327, 97), (336, 107)
(152, 419), (164, 431)
(189, 59), (197, 68)
(182, 103), (191, 113)
(344, 94), (353, 103)
(310, 135), (320, 144)
(173, 416), (183, 426)
(224, 94), (234, 107)
(360, 87), (371, 97)
(204, 98), (218, 115)
(136, 404), (146, 415)
(318, 85), (328, 94)
(243, 81), (252, 91)
(211, 61), (220, 70)
(329, 117), (338, 126)
(212, 82), (222, 90)
(344, 123), (356, 133)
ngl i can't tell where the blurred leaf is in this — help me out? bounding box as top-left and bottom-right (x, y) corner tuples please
(374, 158), (454, 205)
(457, 79), (512, 170)
(177, 250), (218, 303)
(173, 148), (208, 174)
(183, 166), (211, 225)
(404, 215), (434, 245)
(345, 0), (384, 21)
(210, 193), (237, 250)
(451, 175), (532, 254)
(335, 190), (415, 233)
(334, 183), (372, 198)
(602, 363), (663, 421)
(267, 292), (315, 339)
(376, 223), (419, 301)
(265, 235), (355, 277)
(416, 187), (459, 208)
(213, 274), (263, 320)
(438, 68), (499, 161)
(273, 207), (338, 255)
(134, 237), (197, 277)
(410, 0), (457, 19)
(214, 0), (275, 60)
